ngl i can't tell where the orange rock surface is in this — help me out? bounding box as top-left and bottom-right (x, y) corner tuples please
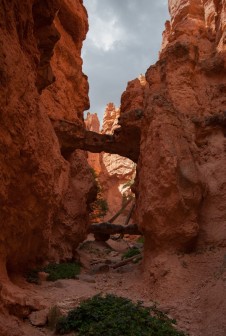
(0, 0), (226, 334)
(100, 103), (136, 222)
(85, 113), (102, 174)
(121, 0), (226, 252)
(0, 0), (94, 323)
(85, 104), (136, 223)
(119, 1), (226, 335)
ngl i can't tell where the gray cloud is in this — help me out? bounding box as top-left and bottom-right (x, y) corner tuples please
(82, 0), (169, 123)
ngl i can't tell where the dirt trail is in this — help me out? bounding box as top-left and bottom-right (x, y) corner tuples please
(20, 235), (147, 335)
(14, 235), (226, 336)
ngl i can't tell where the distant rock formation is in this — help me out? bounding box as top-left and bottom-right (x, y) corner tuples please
(85, 113), (102, 174)
(85, 104), (136, 223)
(100, 103), (136, 222)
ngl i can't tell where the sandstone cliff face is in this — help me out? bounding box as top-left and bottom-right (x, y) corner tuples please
(40, 0), (89, 122)
(0, 0), (93, 321)
(121, 0), (226, 252)
(120, 1), (226, 334)
(85, 104), (136, 222)
(40, 0), (94, 262)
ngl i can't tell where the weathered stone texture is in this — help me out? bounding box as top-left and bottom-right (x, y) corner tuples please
(120, 0), (226, 252)
(0, 0), (93, 318)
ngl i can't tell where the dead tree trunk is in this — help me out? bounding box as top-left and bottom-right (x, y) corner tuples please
(124, 201), (135, 226)
(112, 254), (142, 269)
(88, 222), (141, 241)
(108, 198), (133, 223)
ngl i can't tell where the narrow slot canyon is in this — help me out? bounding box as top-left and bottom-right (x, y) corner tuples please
(0, 1), (226, 335)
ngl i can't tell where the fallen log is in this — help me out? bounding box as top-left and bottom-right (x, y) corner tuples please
(108, 198), (133, 223)
(124, 201), (135, 226)
(112, 254), (142, 269)
(88, 222), (141, 237)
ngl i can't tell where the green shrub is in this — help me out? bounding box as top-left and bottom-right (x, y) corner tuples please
(122, 247), (140, 260)
(89, 167), (98, 180)
(137, 236), (145, 244)
(55, 294), (185, 336)
(90, 194), (109, 221)
(95, 198), (108, 213)
(43, 262), (81, 281)
(26, 262), (81, 283)
(89, 167), (109, 221)
(48, 306), (62, 330)
(26, 269), (39, 284)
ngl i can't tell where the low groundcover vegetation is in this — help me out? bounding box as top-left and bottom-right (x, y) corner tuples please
(26, 262), (81, 283)
(121, 246), (141, 260)
(56, 294), (185, 336)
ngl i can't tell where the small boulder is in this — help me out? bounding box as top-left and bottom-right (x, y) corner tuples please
(29, 309), (48, 327)
(114, 264), (134, 274)
(38, 271), (49, 282)
(90, 264), (110, 274)
(52, 280), (68, 288)
(78, 274), (96, 283)
(109, 251), (119, 257)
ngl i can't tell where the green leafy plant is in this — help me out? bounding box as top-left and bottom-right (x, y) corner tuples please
(122, 246), (141, 260)
(42, 262), (81, 281)
(48, 306), (62, 330)
(26, 262), (81, 283)
(136, 236), (145, 244)
(89, 168), (109, 221)
(122, 179), (135, 190)
(55, 294), (185, 336)
(89, 167), (98, 180)
(90, 196), (109, 221)
(95, 198), (108, 214)
(26, 269), (39, 284)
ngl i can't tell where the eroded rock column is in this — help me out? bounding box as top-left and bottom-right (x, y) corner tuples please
(0, 0), (94, 323)
(121, 0), (226, 254)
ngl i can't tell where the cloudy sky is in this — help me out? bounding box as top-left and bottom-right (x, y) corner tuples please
(82, 0), (169, 123)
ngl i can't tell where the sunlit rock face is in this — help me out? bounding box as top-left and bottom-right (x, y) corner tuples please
(0, 0), (94, 320)
(85, 104), (136, 222)
(85, 113), (102, 174)
(101, 102), (121, 134)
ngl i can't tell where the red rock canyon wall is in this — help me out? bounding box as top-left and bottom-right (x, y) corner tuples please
(121, 0), (226, 253)
(0, 0), (226, 335)
(120, 1), (226, 334)
(0, 0), (94, 326)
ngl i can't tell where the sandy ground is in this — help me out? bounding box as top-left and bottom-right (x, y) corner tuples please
(19, 236), (151, 335)
(9, 235), (226, 336)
